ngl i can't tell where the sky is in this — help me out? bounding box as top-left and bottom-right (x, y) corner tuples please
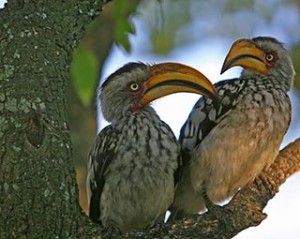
(1, 0), (299, 238)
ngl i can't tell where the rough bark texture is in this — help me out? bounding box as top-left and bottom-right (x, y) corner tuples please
(0, 1), (299, 239)
(0, 0), (107, 238)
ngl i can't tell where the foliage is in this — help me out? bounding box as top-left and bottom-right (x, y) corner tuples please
(71, 44), (99, 107)
(291, 45), (300, 90)
(71, 0), (139, 107)
(113, 0), (137, 52)
(142, 0), (192, 54)
(71, 0), (300, 106)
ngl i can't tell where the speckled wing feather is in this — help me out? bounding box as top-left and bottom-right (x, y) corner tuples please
(168, 79), (246, 221)
(179, 78), (246, 152)
(169, 37), (294, 222)
(87, 125), (120, 222)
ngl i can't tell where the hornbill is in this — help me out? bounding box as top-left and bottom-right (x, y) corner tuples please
(86, 62), (217, 231)
(169, 36), (295, 220)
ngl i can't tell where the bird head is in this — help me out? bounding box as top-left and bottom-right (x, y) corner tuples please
(100, 62), (217, 123)
(221, 37), (295, 90)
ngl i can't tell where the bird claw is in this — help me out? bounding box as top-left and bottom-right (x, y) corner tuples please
(101, 225), (122, 238)
(202, 187), (229, 228)
(146, 219), (168, 234)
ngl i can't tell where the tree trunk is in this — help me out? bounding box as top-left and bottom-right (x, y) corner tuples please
(0, 1), (106, 237)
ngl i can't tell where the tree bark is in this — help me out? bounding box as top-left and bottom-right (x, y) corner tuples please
(0, 1), (107, 238)
(0, 1), (299, 238)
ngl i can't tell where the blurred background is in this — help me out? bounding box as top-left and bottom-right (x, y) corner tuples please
(1, 0), (299, 238)
(73, 1), (300, 238)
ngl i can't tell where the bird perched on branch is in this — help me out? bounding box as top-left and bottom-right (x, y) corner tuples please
(169, 36), (295, 220)
(86, 62), (217, 231)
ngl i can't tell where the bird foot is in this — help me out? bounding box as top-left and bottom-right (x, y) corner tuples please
(146, 220), (168, 234)
(202, 188), (230, 229)
(101, 225), (122, 238)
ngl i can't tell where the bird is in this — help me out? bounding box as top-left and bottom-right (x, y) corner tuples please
(168, 36), (295, 221)
(86, 62), (217, 232)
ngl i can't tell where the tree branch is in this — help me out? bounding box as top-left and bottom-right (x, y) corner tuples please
(89, 138), (300, 239)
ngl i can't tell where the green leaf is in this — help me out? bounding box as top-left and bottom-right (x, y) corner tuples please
(291, 45), (300, 91)
(71, 44), (99, 107)
(113, 0), (137, 52)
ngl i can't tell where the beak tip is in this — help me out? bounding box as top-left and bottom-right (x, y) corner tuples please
(220, 63), (228, 75)
(221, 38), (267, 76)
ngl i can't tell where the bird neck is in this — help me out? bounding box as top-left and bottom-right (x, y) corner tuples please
(275, 68), (294, 92)
(111, 105), (159, 127)
(241, 69), (292, 92)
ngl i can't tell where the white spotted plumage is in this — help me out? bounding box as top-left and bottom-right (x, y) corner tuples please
(87, 63), (180, 231)
(169, 37), (295, 220)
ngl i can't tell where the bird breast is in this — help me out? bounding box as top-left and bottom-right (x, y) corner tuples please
(100, 109), (179, 230)
(191, 80), (291, 203)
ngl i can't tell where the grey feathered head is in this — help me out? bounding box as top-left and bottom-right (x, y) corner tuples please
(221, 36), (295, 91)
(99, 62), (217, 123)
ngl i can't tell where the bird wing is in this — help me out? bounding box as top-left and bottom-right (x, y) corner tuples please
(87, 125), (120, 222)
(179, 78), (245, 152)
(168, 79), (246, 221)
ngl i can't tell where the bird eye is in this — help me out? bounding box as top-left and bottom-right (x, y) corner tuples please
(266, 53), (274, 62)
(130, 82), (139, 91)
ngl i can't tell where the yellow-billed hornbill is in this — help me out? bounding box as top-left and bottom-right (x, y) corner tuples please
(169, 36), (295, 220)
(87, 62), (217, 231)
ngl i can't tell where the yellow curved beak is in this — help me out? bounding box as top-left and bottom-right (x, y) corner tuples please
(221, 39), (268, 75)
(140, 62), (217, 106)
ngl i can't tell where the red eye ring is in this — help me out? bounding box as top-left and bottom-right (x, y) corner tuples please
(130, 82), (139, 91)
(266, 53), (274, 62)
